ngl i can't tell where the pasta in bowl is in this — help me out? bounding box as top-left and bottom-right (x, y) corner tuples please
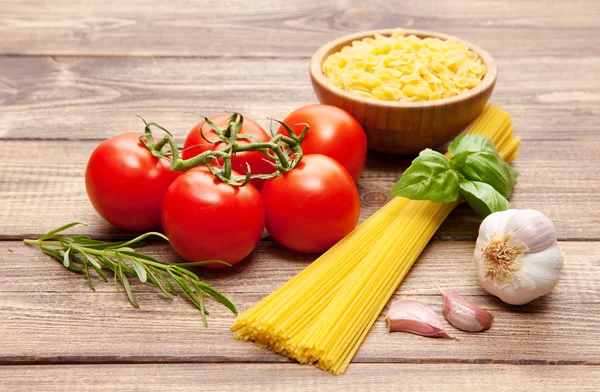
(310, 29), (497, 154)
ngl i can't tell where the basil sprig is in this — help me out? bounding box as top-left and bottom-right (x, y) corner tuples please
(391, 134), (518, 217)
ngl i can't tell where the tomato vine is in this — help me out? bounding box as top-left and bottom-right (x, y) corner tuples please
(139, 114), (309, 186)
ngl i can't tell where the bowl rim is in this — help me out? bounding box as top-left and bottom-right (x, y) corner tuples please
(309, 28), (497, 108)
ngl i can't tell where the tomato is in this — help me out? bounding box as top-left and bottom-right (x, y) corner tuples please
(183, 114), (273, 190)
(85, 132), (180, 231)
(277, 104), (367, 181)
(161, 167), (265, 268)
(261, 154), (360, 253)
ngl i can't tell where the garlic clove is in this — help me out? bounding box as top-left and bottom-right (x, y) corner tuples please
(521, 242), (564, 287)
(523, 242), (564, 272)
(385, 299), (451, 338)
(478, 209), (517, 240)
(441, 290), (494, 332)
(505, 209), (557, 253)
(488, 283), (527, 305)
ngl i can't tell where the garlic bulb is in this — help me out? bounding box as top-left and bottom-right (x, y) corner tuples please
(474, 209), (564, 305)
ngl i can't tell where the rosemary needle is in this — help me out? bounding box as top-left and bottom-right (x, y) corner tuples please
(24, 222), (237, 327)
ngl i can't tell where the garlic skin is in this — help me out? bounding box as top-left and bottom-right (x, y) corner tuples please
(474, 209), (564, 305)
(385, 300), (451, 338)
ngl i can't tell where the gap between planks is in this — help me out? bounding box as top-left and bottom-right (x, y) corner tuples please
(6, 236), (600, 243)
(1, 53), (593, 60)
(1, 357), (598, 367)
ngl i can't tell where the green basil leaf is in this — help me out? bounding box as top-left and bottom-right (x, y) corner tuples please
(449, 150), (471, 171)
(448, 134), (518, 198)
(459, 178), (511, 217)
(448, 134), (497, 156)
(391, 149), (460, 203)
(458, 151), (518, 198)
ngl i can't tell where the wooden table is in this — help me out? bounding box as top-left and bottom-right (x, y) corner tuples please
(1, 0), (599, 390)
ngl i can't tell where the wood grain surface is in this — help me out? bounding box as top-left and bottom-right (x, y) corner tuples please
(1, 139), (597, 240)
(1, 364), (599, 392)
(1, 0), (599, 57)
(2, 240), (599, 365)
(1, 56), (599, 141)
(0, 0), (599, 390)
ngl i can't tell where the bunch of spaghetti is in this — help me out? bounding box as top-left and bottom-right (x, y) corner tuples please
(232, 105), (520, 375)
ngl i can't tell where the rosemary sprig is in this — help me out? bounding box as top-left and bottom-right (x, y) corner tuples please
(24, 222), (237, 327)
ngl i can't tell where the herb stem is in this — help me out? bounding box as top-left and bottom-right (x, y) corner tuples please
(26, 239), (188, 271)
(23, 239), (59, 246)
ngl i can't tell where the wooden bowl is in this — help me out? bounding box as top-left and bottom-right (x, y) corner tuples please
(309, 29), (497, 154)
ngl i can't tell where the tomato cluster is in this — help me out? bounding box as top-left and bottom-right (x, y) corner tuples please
(85, 105), (367, 268)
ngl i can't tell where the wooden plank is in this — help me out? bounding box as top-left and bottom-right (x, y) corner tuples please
(0, 139), (598, 240)
(3, 240), (597, 300)
(0, 56), (599, 141)
(0, 363), (599, 392)
(1, 0), (599, 57)
(1, 240), (598, 364)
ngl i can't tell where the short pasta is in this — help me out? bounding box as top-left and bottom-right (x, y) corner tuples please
(322, 30), (487, 102)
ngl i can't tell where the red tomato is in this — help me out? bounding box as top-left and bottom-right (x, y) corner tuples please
(261, 154), (360, 253)
(85, 132), (180, 231)
(277, 104), (367, 181)
(161, 167), (265, 268)
(183, 114), (273, 190)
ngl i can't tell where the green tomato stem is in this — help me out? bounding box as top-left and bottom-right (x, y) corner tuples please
(138, 113), (308, 187)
